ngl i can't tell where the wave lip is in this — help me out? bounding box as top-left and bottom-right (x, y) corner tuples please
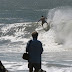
(47, 6), (72, 49)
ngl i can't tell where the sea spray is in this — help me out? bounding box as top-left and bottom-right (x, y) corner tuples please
(48, 6), (72, 50)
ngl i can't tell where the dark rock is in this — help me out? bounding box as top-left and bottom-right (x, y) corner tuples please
(0, 61), (8, 72)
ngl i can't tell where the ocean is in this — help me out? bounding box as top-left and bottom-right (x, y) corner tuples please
(0, 0), (72, 72)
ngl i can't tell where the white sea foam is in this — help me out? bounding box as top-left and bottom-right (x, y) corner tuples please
(2, 60), (72, 72)
(1, 6), (72, 53)
(2, 61), (28, 71)
(46, 6), (72, 51)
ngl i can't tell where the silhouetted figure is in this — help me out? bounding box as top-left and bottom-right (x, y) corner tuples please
(26, 31), (43, 72)
(38, 16), (48, 26)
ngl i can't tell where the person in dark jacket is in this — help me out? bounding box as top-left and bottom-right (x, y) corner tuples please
(26, 31), (43, 72)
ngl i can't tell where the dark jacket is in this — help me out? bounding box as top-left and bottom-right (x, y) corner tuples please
(26, 38), (43, 63)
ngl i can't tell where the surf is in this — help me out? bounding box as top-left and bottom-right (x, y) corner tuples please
(46, 6), (72, 50)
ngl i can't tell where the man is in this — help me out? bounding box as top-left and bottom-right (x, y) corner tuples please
(26, 31), (43, 72)
(38, 16), (48, 26)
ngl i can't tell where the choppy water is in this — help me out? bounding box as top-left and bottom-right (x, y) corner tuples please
(0, 0), (72, 72)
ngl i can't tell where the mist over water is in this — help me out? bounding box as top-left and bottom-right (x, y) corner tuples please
(47, 6), (72, 50)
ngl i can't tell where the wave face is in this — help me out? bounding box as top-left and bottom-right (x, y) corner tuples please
(47, 6), (72, 49)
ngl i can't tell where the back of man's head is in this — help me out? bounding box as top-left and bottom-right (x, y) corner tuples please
(42, 15), (43, 17)
(31, 31), (38, 38)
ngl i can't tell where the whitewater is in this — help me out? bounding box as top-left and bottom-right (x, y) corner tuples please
(0, 0), (72, 71)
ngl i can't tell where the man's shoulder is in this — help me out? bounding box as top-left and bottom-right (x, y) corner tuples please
(28, 40), (32, 43)
(29, 39), (42, 44)
(37, 40), (42, 44)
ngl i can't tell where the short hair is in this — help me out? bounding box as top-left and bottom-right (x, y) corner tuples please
(31, 31), (38, 38)
(42, 15), (43, 17)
